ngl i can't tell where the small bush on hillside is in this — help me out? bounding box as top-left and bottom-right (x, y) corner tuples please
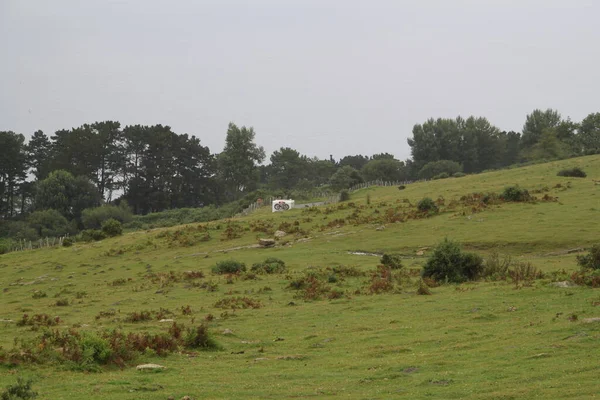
(80, 229), (107, 242)
(251, 258), (286, 274)
(184, 324), (221, 350)
(339, 190), (350, 202)
(557, 167), (586, 178)
(432, 172), (449, 180)
(422, 239), (484, 283)
(577, 245), (600, 270)
(418, 160), (462, 180)
(417, 197), (438, 213)
(501, 186), (531, 202)
(27, 209), (71, 238)
(62, 237), (73, 247)
(1, 377), (38, 400)
(212, 260), (246, 275)
(380, 253), (403, 270)
(398, 185), (406, 190)
(452, 172), (466, 178)
(101, 219), (123, 237)
(81, 203), (133, 230)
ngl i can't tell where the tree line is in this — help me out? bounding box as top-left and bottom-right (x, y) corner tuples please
(1, 109), (599, 243)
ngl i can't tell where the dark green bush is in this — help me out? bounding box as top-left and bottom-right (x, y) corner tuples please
(101, 219), (123, 237)
(417, 197), (438, 213)
(81, 203), (133, 229)
(184, 324), (221, 350)
(577, 245), (600, 270)
(452, 172), (466, 178)
(62, 237), (73, 247)
(27, 209), (71, 238)
(422, 239), (484, 283)
(250, 258), (286, 274)
(501, 186), (531, 202)
(1, 377), (38, 400)
(80, 229), (107, 242)
(418, 160), (462, 180)
(557, 167), (586, 178)
(432, 172), (450, 180)
(380, 254), (403, 270)
(212, 260), (246, 274)
(339, 190), (350, 202)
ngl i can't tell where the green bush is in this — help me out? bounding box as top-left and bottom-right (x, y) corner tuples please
(1, 377), (38, 400)
(452, 172), (466, 178)
(62, 237), (74, 247)
(339, 190), (350, 202)
(380, 253), (403, 270)
(250, 258), (286, 274)
(422, 239), (484, 283)
(432, 172), (450, 180)
(80, 229), (107, 242)
(417, 197), (438, 213)
(27, 209), (71, 238)
(501, 186), (531, 202)
(418, 160), (462, 180)
(101, 219), (123, 237)
(557, 167), (586, 178)
(81, 203), (133, 229)
(184, 324), (221, 350)
(577, 245), (600, 270)
(0, 238), (13, 255)
(212, 260), (246, 275)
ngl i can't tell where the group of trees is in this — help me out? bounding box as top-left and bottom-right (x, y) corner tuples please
(408, 110), (600, 177)
(1, 108), (599, 243)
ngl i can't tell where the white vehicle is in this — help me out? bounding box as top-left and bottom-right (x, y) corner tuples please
(272, 199), (295, 212)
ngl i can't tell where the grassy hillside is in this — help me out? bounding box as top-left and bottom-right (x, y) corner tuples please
(1, 155), (599, 399)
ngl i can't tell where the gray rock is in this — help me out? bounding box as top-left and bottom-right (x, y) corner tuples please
(259, 238), (276, 247)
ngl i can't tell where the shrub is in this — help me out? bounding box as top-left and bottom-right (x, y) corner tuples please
(212, 260), (246, 275)
(339, 190), (350, 202)
(501, 186), (531, 202)
(557, 167), (586, 178)
(80, 229), (107, 242)
(398, 185), (406, 190)
(62, 237), (73, 247)
(250, 258), (286, 274)
(1, 377), (38, 400)
(184, 324), (221, 350)
(432, 172), (449, 180)
(452, 172), (466, 178)
(422, 239), (484, 283)
(418, 160), (462, 180)
(417, 197), (438, 213)
(27, 209), (71, 238)
(380, 254), (403, 270)
(577, 245), (600, 270)
(81, 203), (133, 229)
(101, 219), (123, 237)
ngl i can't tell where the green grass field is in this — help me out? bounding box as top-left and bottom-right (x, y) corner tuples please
(1, 156), (600, 399)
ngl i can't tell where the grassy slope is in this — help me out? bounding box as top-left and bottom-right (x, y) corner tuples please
(0, 155), (599, 399)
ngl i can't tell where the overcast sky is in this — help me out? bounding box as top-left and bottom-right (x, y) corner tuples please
(1, 0), (599, 161)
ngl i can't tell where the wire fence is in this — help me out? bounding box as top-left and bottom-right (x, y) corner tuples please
(5, 236), (69, 253)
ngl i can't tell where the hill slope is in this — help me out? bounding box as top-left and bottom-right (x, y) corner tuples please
(0, 155), (599, 399)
